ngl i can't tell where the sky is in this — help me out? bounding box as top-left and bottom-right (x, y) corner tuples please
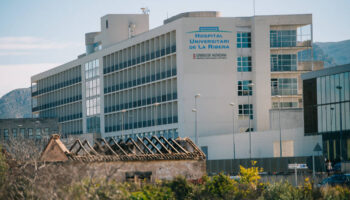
(0, 0), (350, 97)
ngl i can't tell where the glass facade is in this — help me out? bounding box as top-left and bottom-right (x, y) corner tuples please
(237, 56), (252, 72)
(304, 69), (350, 162)
(270, 25), (312, 48)
(271, 78), (298, 96)
(85, 59), (101, 133)
(236, 32), (251, 48)
(270, 30), (296, 47)
(238, 80), (252, 96)
(316, 72), (350, 133)
(271, 54), (297, 71)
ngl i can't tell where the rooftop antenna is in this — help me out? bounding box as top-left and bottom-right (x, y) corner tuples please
(141, 7), (150, 15)
(253, 0), (256, 16)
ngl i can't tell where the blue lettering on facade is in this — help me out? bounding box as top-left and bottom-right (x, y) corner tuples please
(187, 27), (231, 50)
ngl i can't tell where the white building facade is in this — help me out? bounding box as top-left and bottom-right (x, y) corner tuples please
(31, 12), (318, 156)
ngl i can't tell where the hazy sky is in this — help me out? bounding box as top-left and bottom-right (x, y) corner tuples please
(0, 0), (350, 97)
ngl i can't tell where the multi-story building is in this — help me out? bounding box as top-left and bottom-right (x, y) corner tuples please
(302, 64), (350, 162)
(31, 11), (318, 140)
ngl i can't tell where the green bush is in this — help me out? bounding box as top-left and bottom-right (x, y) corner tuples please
(166, 176), (193, 200)
(129, 184), (173, 200)
(202, 173), (237, 199)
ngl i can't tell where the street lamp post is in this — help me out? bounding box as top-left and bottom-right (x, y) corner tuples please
(121, 109), (126, 138)
(248, 83), (254, 159)
(247, 83), (254, 160)
(192, 94), (201, 145)
(336, 85), (343, 161)
(230, 102), (236, 159)
(276, 95), (283, 157)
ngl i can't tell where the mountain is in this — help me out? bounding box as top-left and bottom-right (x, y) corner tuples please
(0, 88), (31, 119)
(312, 43), (337, 67)
(315, 39), (350, 67)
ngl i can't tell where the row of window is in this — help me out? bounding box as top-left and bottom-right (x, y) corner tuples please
(271, 78), (298, 96)
(32, 65), (81, 96)
(111, 128), (179, 141)
(58, 113), (83, 122)
(270, 30), (297, 48)
(272, 102), (298, 109)
(105, 92), (177, 114)
(32, 95), (82, 112)
(104, 68), (177, 94)
(103, 45), (176, 75)
(0, 128), (49, 140)
(32, 77), (81, 97)
(271, 54), (297, 71)
(105, 116), (178, 133)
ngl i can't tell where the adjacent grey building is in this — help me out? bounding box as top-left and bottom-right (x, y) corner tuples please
(302, 64), (350, 162)
(0, 118), (61, 141)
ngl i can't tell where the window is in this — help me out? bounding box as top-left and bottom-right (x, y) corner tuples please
(270, 30), (296, 47)
(85, 59), (100, 80)
(28, 128), (33, 139)
(238, 80), (253, 96)
(44, 128), (49, 135)
(4, 129), (9, 140)
(12, 129), (17, 138)
(271, 54), (297, 71)
(271, 78), (298, 95)
(106, 20), (108, 29)
(237, 56), (252, 72)
(86, 97), (100, 116)
(238, 104), (253, 119)
(36, 128), (41, 139)
(237, 32), (251, 48)
(87, 116), (100, 133)
(20, 128), (25, 138)
(272, 102), (298, 108)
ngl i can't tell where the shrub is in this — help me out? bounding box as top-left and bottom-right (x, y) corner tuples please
(239, 160), (263, 188)
(203, 173), (237, 199)
(129, 184), (173, 200)
(166, 176), (193, 200)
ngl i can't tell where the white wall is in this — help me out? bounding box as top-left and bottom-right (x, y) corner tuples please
(199, 127), (322, 160)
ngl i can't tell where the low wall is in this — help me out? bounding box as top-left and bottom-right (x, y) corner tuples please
(206, 156), (326, 175)
(41, 159), (206, 182)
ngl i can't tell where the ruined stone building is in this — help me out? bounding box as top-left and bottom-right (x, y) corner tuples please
(40, 134), (206, 182)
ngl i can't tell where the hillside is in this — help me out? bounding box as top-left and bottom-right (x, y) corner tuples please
(0, 88), (31, 119)
(315, 39), (350, 67)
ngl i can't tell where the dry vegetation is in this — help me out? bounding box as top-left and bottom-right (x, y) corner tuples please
(0, 138), (349, 200)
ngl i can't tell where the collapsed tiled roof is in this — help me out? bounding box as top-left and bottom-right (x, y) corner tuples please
(41, 134), (206, 162)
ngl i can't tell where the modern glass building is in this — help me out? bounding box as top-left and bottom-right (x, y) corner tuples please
(31, 12), (318, 141)
(302, 64), (350, 162)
